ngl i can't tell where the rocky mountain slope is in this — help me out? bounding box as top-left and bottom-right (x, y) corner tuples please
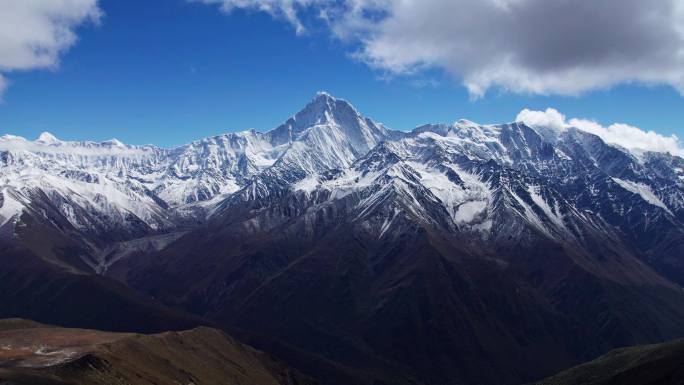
(3, 93), (684, 384)
(0, 319), (315, 385)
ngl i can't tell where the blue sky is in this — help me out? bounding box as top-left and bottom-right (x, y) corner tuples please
(0, 0), (683, 148)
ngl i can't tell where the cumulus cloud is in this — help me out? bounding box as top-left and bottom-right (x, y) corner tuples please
(195, 0), (684, 98)
(515, 108), (567, 133)
(517, 108), (684, 157)
(0, 0), (101, 97)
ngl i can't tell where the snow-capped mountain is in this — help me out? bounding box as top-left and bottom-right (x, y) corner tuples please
(211, 107), (684, 271)
(0, 93), (392, 233)
(2, 92), (684, 271)
(123, 105), (684, 385)
(5, 93), (684, 385)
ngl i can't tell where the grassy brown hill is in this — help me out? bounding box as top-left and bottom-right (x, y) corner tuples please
(0, 319), (316, 385)
(536, 338), (684, 385)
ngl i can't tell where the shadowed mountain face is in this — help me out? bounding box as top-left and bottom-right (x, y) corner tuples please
(3, 94), (684, 384)
(121, 196), (684, 385)
(536, 338), (684, 385)
(0, 319), (315, 385)
(0, 215), (205, 334)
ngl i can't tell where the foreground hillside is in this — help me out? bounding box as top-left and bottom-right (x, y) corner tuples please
(537, 338), (684, 385)
(0, 319), (315, 385)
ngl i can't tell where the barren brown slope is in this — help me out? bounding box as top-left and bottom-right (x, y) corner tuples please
(536, 338), (684, 385)
(0, 319), (316, 385)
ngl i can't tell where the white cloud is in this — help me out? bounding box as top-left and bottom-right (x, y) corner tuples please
(194, 0), (319, 35)
(195, 0), (684, 98)
(517, 108), (684, 157)
(516, 108), (567, 133)
(569, 119), (684, 157)
(0, 0), (101, 97)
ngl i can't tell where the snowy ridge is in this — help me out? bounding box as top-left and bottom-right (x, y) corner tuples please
(612, 178), (672, 214)
(2, 93), (684, 259)
(0, 187), (26, 227)
(0, 93), (394, 236)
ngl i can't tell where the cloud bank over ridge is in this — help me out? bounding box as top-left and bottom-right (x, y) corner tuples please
(197, 0), (684, 98)
(517, 108), (684, 157)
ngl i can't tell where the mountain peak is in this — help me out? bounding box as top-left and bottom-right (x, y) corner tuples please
(272, 93), (362, 137)
(103, 138), (125, 147)
(314, 90), (335, 101)
(36, 131), (60, 144)
(455, 119), (480, 127)
(306, 91), (354, 117)
(305, 92), (337, 122)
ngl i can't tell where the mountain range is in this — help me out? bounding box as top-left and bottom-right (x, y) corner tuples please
(2, 92), (684, 384)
